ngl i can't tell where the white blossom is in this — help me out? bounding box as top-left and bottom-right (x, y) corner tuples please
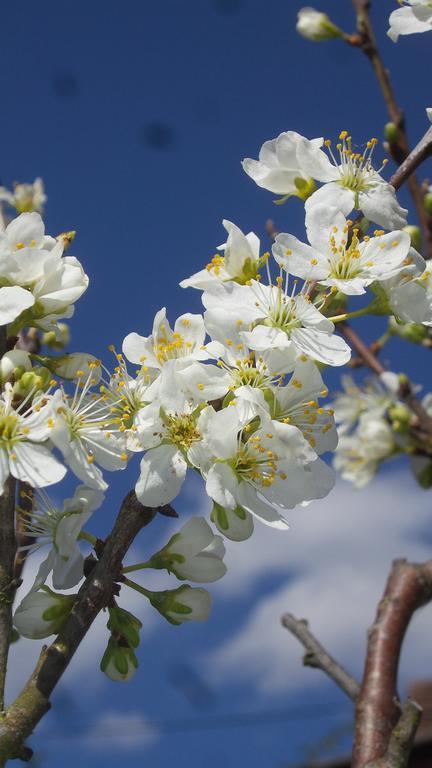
(14, 587), (75, 639)
(0, 178), (46, 214)
(49, 370), (128, 491)
(188, 403), (334, 537)
(21, 485), (104, 590)
(297, 7), (343, 40)
(242, 131), (322, 198)
(149, 517), (227, 583)
(180, 220), (262, 290)
(388, 0), (432, 42)
(0, 212), (88, 329)
(334, 415), (396, 488)
(123, 308), (211, 372)
(273, 206), (411, 295)
(203, 279), (351, 368)
(380, 250), (432, 326)
(0, 384), (66, 493)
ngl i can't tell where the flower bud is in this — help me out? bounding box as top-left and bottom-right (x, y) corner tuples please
(296, 8), (343, 41)
(388, 317), (429, 345)
(149, 517), (227, 583)
(100, 637), (139, 682)
(13, 587), (76, 639)
(100, 606), (142, 681)
(211, 502), (254, 542)
(15, 367), (52, 397)
(148, 585), (212, 625)
(403, 225), (422, 253)
(424, 191), (432, 217)
(38, 353), (102, 383)
(42, 323), (71, 350)
(0, 350), (31, 384)
(384, 122), (399, 145)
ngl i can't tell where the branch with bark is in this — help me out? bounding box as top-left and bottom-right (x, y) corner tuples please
(0, 490), (166, 765)
(282, 558), (432, 767)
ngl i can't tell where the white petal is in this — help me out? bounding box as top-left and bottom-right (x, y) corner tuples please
(205, 463), (239, 510)
(135, 444), (187, 507)
(11, 442), (66, 487)
(292, 328), (351, 367)
(0, 286), (34, 325)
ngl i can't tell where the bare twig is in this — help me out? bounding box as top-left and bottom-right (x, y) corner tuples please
(0, 491), (162, 763)
(351, 0), (432, 258)
(352, 559), (432, 768)
(281, 613), (360, 701)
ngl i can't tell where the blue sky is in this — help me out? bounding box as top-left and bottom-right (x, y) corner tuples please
(3, 1), (432, 766)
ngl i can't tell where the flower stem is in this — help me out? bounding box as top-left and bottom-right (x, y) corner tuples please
(328, 306), (371, 323)
(78, 530), (97, 546)
(121, 561), (152, 574)
(123, 577), (152, 598)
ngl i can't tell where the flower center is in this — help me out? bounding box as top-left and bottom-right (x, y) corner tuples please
(232, 434), (280, 488)
(166, 414), (201, 450)
(155, 329), (194, 364)
(324, 133), (388, 196)
(327, 224), (364, 281)
(0, 411), (20, 446)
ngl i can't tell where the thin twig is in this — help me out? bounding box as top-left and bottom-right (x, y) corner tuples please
(281, 613), (360, 702)
(352, 559), (432, 768)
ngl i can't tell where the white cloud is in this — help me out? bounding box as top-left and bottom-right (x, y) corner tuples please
(83, 710), (160, 750)
(205, 468), (432, 696)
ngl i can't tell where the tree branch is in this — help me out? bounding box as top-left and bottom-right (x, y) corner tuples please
(0, 477), (17, 715)
(0, 327), (18, 714)
(351, 0), (432, 258)
(389, 127), (432, 195)
(340, 323), (432, 438)
(0, 490), (163, 764)
(352, 559), (432, 768)
(365, 699), (423, 768)
(281, 613), (360, 702)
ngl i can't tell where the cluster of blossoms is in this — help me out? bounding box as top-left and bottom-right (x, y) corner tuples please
(331, 375), (432, 490)
(3, 104), (432, 681)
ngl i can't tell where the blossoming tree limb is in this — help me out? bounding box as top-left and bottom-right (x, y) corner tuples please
(0, 1), (432, 765)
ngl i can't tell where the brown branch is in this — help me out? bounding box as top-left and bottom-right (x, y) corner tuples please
(352, 559), (432, 768)
(0, 491), (162, 763)
(13, 484), (34, 583)
(0, 477), (17, 715)
(365, 699), (423, 768)
(0, 328), (18, 714)
(340, 323), (432, 438)
(281, 613), (360, 702)
(351, 0), (432, 258)
(390, 127), (432, 195)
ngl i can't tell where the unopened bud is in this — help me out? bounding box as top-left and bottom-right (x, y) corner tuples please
(0, 350), (31, 383)
(296, 8), (343, 41)
(403, 225), (422, 253)
(424, 191), (432, 217)
(147, 585), (212, 625)
(42, 322), (70, 350)
(384, 122), (398, 145)
(13, 587), (76, 639)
